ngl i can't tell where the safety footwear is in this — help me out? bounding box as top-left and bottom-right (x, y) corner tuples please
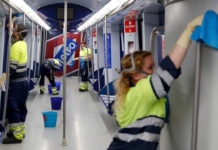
(2, 136), (22, 144)
(51, 87), (59, 95)
(7, 125), (25, 138)
(52, 91), (59, 95)
(79, 82), (88, 92)
(6, 130), (13, 137)
(6, 130), (25, 139)
(40, 90), (44, 94)
(79, 88), (88, 92)
(40, 86), (46, 94)
(20, 125), (25, 138)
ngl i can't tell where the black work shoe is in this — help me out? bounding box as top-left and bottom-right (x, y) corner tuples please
(6, 131), (25, 139)
(40, 90), (44, 94)
(79, 88), (88, 92)
(2, 136), (22, 144)
(6, 130), (13, 137)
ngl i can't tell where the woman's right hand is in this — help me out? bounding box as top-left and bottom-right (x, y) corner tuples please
(176, 15), (203, 49)
(187, 15), (203, 32)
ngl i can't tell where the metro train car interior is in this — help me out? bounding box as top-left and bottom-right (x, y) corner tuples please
(0, 0), (218, 150)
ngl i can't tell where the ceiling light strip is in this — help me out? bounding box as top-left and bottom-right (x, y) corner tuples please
(77, 0), (133, 31)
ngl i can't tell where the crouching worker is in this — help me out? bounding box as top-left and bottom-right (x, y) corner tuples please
(107, 15), (203, 150)
(39, 59), (60, 95)
(3, 23), (29, 144)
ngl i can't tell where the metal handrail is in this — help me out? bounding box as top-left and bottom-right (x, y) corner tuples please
(2, 6), (12, 128)
(191, 43), (201, 150)
(28, 21), (34, 81)
(96, 24), (101, 92)
(104, 15), (110, 105)
(150, 26), (164, 55)
(62, 0), (67, 146)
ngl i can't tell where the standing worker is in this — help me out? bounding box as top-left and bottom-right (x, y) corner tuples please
(107, 15), (203, 150)
(39, 58), (60, 95)
(79, 41), (92, 92)
(3, 23), (29, 144)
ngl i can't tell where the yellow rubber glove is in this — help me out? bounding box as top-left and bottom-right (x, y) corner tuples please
(176, 15), (203, 49)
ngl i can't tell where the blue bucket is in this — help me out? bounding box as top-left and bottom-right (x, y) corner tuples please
(42, 111), (58, 127)
(48, 82), (61, 94)
(56, 82), (61, 91)
(50, 97), (62, 110)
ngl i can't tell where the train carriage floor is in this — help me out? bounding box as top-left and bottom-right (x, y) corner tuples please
(0, 77), (118, 150)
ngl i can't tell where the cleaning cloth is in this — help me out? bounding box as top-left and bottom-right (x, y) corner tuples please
(191, 10), (218, 49)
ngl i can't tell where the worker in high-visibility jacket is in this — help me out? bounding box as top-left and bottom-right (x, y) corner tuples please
(3, 23), (29, 144)
(107, 15), (203, 150)
(39, 58), (60, 95)
(79, 42), (92, 92)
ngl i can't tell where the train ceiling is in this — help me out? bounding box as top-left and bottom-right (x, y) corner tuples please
(25, 0), (110, 31)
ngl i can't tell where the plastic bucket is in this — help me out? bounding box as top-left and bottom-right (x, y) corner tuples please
(48, 85), (52, 94)
(56, 81), (61, 91)
(42, 111), (58, 127)
(50, 97), (63, 110)
(48, 82), (61, 94)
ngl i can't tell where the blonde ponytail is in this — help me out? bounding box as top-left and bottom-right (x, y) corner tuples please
(114, 51), (151, 114)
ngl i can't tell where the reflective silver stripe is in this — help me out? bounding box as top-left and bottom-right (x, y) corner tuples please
(10, 77), (27, 82)
(9, 123), (24, 128)
(10, 64), (18, 69)
(156, 67), (174, 86)
(127, 117), (164, 128)
(13, 130), (22, 134)
(151, 74), (166, 98)
(16, 67), (27, 73)
(116, 132), (160, 143)
(19, 63), (27, 67)
(10, 60), (18, 65)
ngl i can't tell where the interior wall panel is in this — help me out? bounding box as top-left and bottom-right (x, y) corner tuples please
(160, 1), (218, 150)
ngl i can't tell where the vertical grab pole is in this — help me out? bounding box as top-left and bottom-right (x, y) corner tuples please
(96, 24), (101, 92)
(191, 43), (201, 150)
(44, 30), (47, 60)
(2, 6), (12, 128)
(40, 29), (44, 63)
(38, 27), (42, 77)
(28, 21), (34, 81)
(42, 29), (46, 62)
(41, 30), (47, 62)
(62, 0), (67, 146)
(34, 25), (38, 78)
(86, 29), (90, 78)
(104, 16), (110, 106)
(77, 31), (81, 79)
(90, 26), (94, 84)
